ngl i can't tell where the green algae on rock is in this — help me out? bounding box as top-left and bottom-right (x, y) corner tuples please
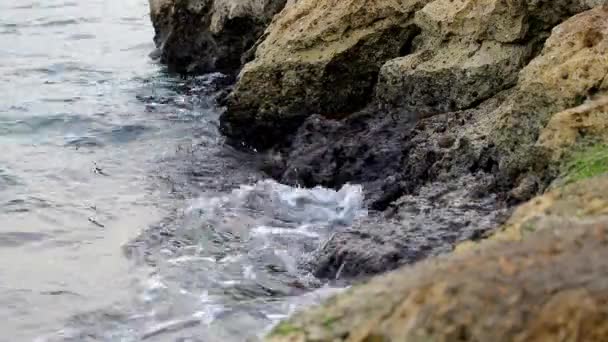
(560, 144), (608, 185)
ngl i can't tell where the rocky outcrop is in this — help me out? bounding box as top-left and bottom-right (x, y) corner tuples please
(490, 5), (608, 185)
(147, 0), (608, 339)
(221, 0), (606, 148)
(376, 0), (533, 113)
(221, 0), (431, 148)
(242, 5), (608, 280)
(148, 0), (287, 73)
(263, 5), (608, 337)
(268, 217), (608, 342)
(310, 175), (506, 279)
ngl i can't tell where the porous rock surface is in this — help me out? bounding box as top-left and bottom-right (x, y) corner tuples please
(539, 96), (608, 159)
(268, 218), (608, 342)
(221, 0), (431, 147)
(221, 0), (607, 148)
(490, 5), (608, 184)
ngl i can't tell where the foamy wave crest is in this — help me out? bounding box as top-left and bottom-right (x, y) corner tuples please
(185, 179), (366, 231)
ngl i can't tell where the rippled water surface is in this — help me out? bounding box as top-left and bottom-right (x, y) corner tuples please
(0, 1), (366, 341)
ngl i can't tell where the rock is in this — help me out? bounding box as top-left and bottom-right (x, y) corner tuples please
(415, 0), (528, 43)
(495, 175), (608, 242)
(148, 0), (287, 73)
(509, 174), (540, 201)
(525, 0), (608, 30)
(277, 110), (417, 195)
(310, 175), (506, 279)
(219, 0), (607, 149)
(221, 0), (430, 148)
(377, 41), (531, 113)
(492, 5), (608, 182)
(376, 0), (533, 113)
(538, 96), (608, 159)
(436, 134), (455, 149)
(268, 218), (608, 342)
(150, 0), (173, 47)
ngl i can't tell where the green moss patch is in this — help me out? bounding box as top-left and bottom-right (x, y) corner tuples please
(269, 322), (303, 337)
(322, 316), (340, 328)
(561, 144), (608, 184)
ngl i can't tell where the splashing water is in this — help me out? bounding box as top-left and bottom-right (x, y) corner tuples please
(1, 0), (368, 340)
(45, 181), (365, 341)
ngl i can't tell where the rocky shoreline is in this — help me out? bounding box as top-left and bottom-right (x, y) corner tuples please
(149, 0), (608, 340)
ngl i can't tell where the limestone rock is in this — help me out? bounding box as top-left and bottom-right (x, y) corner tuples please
(375, 0), (532, 114)
(494, 174), (608, 242)
(374, 0), (608, 114)
(221, 0), (430, 148)
(148, 0), (287, 73)
(267, 218), (608, 342)
(525, 0), (608, 30)
(491, 5), (608, 182)
(415, 0), (528, 43)
(377, 40), (531, 113)
(538, 96), (608, 159)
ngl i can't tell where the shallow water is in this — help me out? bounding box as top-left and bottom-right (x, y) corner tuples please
(0, 1), (364, 340)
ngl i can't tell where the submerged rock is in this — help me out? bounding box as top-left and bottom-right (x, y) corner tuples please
(148, 0), (287, 73)
(267, 218), (608, 342)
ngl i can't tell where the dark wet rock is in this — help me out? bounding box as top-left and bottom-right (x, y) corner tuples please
(276, 110), (417, 207)
(271, 91), (508, 210)
(149, 0), (288, 74)
(311, 176), (507, 279)
(254, 92), (513, 277)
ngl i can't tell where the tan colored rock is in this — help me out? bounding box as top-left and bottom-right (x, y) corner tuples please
(377, 40), (531, 113)
(491, 5), (608, 179)
(538, 96), (608, 159)
(221, 0), (430, 147)
(148, 0), (287, 73)
(516, 6), (608, 102)
(416, 0), (528, 43)
(493, 175), (608, 242)
(376, 0), (533, 114)
(267, 218), (608, 342)
(376, 0), (608, 116)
